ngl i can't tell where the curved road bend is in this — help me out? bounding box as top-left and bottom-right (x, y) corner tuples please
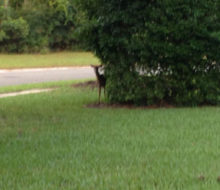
(0, 67), (95, 87)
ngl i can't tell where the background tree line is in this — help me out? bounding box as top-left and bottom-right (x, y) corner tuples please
(0, 0), (80, 53)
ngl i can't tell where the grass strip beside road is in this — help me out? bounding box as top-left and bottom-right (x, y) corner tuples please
(0, 79), (91, 94)
(0, 52), (100, 69)
(1, 84), (220, 189)
(0, 80), (73, 94)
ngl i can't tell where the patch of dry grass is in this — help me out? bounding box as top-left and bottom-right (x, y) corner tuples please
(0, 52), (100, 69)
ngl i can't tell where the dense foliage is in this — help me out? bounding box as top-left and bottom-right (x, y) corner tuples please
(78, 0), (220, 106)
(0, 0), (79, 53)
(0, 17), (29, 52)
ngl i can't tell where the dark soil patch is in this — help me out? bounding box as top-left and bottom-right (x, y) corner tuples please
(86, 102), (217, 110)
(72, 80), (97, 89)
(75, 81), (215, 109)
(86, 102), (175, 109)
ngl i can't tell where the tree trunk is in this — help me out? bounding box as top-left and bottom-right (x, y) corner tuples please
(4, 0), (9, 8)
(23, 0), (31, 9)
(23, 0), (28, 7)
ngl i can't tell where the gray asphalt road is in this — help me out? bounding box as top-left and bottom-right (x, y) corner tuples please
(0, 67), (95, 87)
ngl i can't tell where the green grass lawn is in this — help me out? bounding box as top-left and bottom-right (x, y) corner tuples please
(0, 52), (99, 69)
(1, 83), (220, 189)
(0, 80), (85, 94)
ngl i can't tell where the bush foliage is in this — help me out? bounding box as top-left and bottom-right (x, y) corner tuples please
(0, 17), (29, 52)
(78, 0), (220, 106)
(0, 0), (80, 53)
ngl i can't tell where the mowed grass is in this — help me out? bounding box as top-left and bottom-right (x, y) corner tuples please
(0, 80), (84, 94)
(0, 52), (99, 69)
(1, 85), (220, 189)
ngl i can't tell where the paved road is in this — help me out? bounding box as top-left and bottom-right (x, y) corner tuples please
(0, 67), (95, 87)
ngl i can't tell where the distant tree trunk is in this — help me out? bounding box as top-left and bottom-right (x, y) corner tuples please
(23, 0), (32, 9)
(4, 0), (9, 8)
(23, 0), (28, 7)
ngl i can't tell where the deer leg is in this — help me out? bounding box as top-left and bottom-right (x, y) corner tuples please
(98, 86), (101, 104)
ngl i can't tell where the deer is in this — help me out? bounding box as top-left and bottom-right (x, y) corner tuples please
(91, 65), (106, 104)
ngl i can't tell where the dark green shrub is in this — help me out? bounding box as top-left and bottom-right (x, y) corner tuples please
(48, 0), (79, 50)
(9, 0), (24, 9)
(20, 0), (80, 52)
(0, 0), (80, 53)
(78, 0), (220, 106)
(0, 5), (12, 20)
(0, 17), (29, 52)
(21, 8), (50, 53)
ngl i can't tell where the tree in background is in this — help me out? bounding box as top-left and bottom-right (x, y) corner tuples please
(78, 0), (220, 106)
(0, 0), (80, 52)
(0, 2), (29, 52)
(4, 0), (9, 8)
